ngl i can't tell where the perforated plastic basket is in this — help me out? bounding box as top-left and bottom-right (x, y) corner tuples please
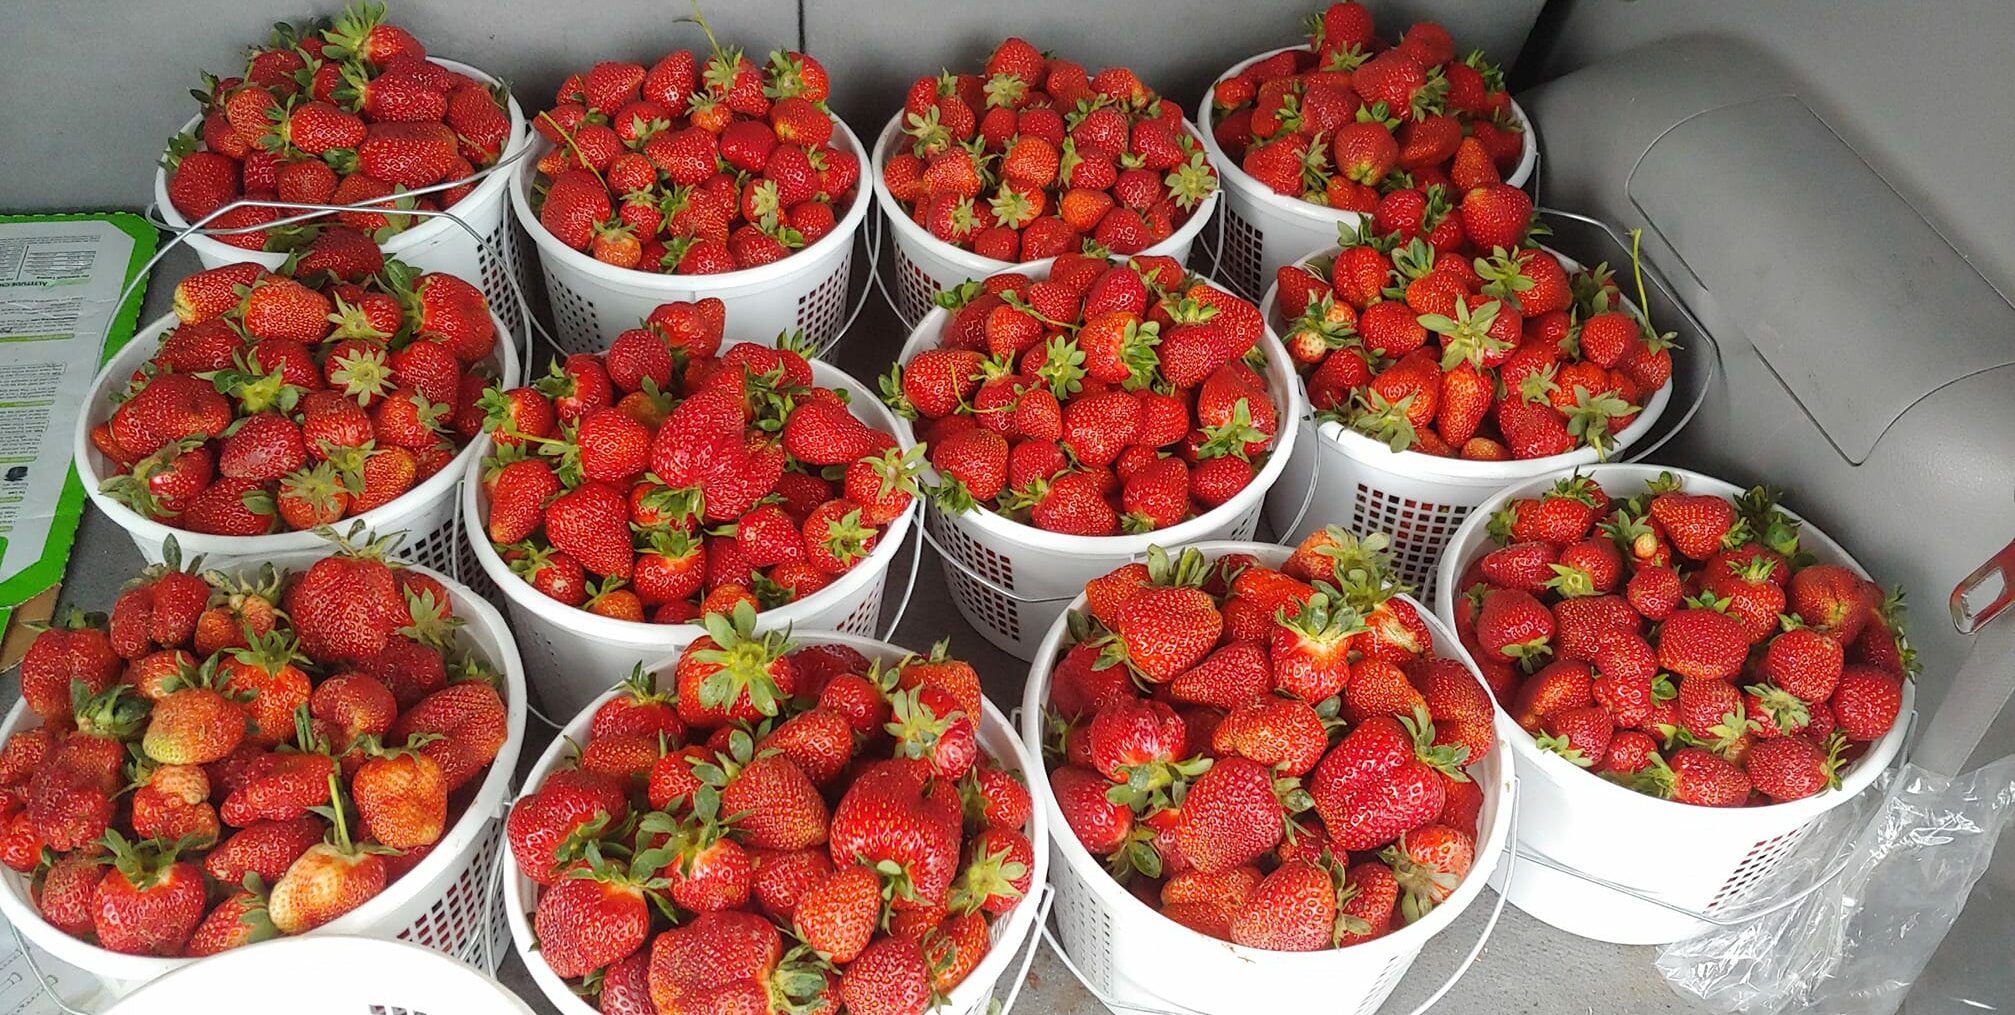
(0, 551), (527, 997)
(1258, 246), (1671, 603)
(505, 632), (1048, 1015)
(1195, 46), (1538, 302)
(890, 272), (1303, 661)
(511, 117), (871, 356)
(1020, 540), (1515, 1015)
(869, 113), (1223, 328)
(460, 358), (918, 719)
(152, 58), (532, 336)
(101, 935), (538, 1015)
(1433, 463), (1914, 945)
(76, 309), (521, 575)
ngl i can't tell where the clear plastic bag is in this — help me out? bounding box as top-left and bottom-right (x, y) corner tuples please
(1654, 753), (2015, 1014)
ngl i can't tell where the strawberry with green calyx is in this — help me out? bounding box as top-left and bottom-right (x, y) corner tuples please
(533, 831), (673, 977)
(1268, 592), (1365, 702)
(1382, 823), (1472, 924)
(1083, 698), (1211, 815)
(185, 873), (280, 956)
(947, 825), (1034, 916)
(18, 608), (123, 725)
(676, 600), (796, 726)
(91, 829), (208, 956)
(884, 686), (977, 781)
(269, 771), (395, 934)
(636, 786), (750, 914)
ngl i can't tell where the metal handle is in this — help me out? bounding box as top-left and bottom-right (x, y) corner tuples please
(875, 511), (927, 643)
(868, 209), (919, 333)
(1036, 777), (1521, 1015)
(913, 513), (1084, 606)
(991, 883), (1055, 1015)
(1533, 207), (1724, 466)
(10, 922), (95, 1015)
(1951, 538), (2015, 634)
(810, 206), (884, 362)
(1279, 411), (1327, 542)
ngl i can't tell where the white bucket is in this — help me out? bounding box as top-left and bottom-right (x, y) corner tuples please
(511, 117), (872, 356)
(153, 58), (532, 336)
(76, 309), (521, 576)
(1433, 463), (1914, 945)
(1195, 46), (1539, 302)
(101, 936), (538, 1015)
(869, 113), (1223, 328)
(0, 552), (528, 997)
(505, 632), (1050, 1015)
(890, 275), (1303, 662)
(1021, 539), (1515, 1015)
(1259, 247), (1672, 603)
(460, 358), (919, 719)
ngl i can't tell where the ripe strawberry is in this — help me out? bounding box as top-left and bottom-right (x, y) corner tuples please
(1228, 860), (1339, 951)
(1636, 747), (1751, 807)
(829, 759), (962, 909)
(20, 609), (122, 723)
(1657, 607), (1748, 682)
(93, 832), (208, 956)
(387, 681), (508, 792)
(1831, 665), (1902, 742)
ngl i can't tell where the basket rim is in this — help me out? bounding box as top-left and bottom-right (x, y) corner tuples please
(76, 308), (521, 554)
(1194, 45), (1538, 223)
(868, 111), (1223, 280)
(1258, 244), (1674, 482)
(0, 553), (529, 980)
(1432, 461), (1915, 820)
(502, 631), (1049, 1015)
(461, 357), (917, 643)
(154, 56), (530, 255)
(888, 266), (1304, 556)
(101, 935), (539, 1013)
(1019, 538), (1516, 967)
(508, 113), (872, 291)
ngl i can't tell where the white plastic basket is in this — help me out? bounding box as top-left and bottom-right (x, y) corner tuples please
(505, 631), (1050, 1015)
(891, 278), (1303, 662)
(870, 113), (1223, 329)
(460, 358), (920, 719)
(101, 935), (538, 1014)
(76, 309), (521, 575)
(1020, 539), (1514, 1015)
(1195, 46), (1538, 302)
(511, 117), (872, 356)
(1258, 246), (1672, 603)
(1433, 463), (1915, 945)
(0, 551), (528, 997)
(152, 58), (532, 336)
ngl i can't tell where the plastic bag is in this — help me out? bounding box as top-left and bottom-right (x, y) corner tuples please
(1654, 753), (2015, 1014)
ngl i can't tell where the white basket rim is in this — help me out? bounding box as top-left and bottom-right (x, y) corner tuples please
(154, 57), (531, 256)
(102, 935), (539, 1013)
(503, 631), (1048, 1015)
(1019, 538), (1515, 966)
(462, 358), (917, 647)
(888, 267), (1304, 556)
(1431, 462), (1914, 822)
(1194, 45), (1538, 226)
(1259, 244), (1673, 483)
(0, 552), (528, 981)
(868, 112), (1223, 279)
(76, 308), (521, 555)
(508, 114), (871, 293)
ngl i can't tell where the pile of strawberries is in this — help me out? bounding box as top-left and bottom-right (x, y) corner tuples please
(884, 253), (1278, 536)
(479, 301), (913, 621)
(528, 17), (856, 274)
(5, 533), (510, 956)
(1045, 535), (1494, 950)
(882, 38), (1217, 260)
(1271, 191), (1671, 460)
(1453, 472), (1912, 806)
(508, 631), (1033, 1013)
(163, 2), (512, 250)
(1210, 3), (1525, 211)
(94, 242), (498, 535)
